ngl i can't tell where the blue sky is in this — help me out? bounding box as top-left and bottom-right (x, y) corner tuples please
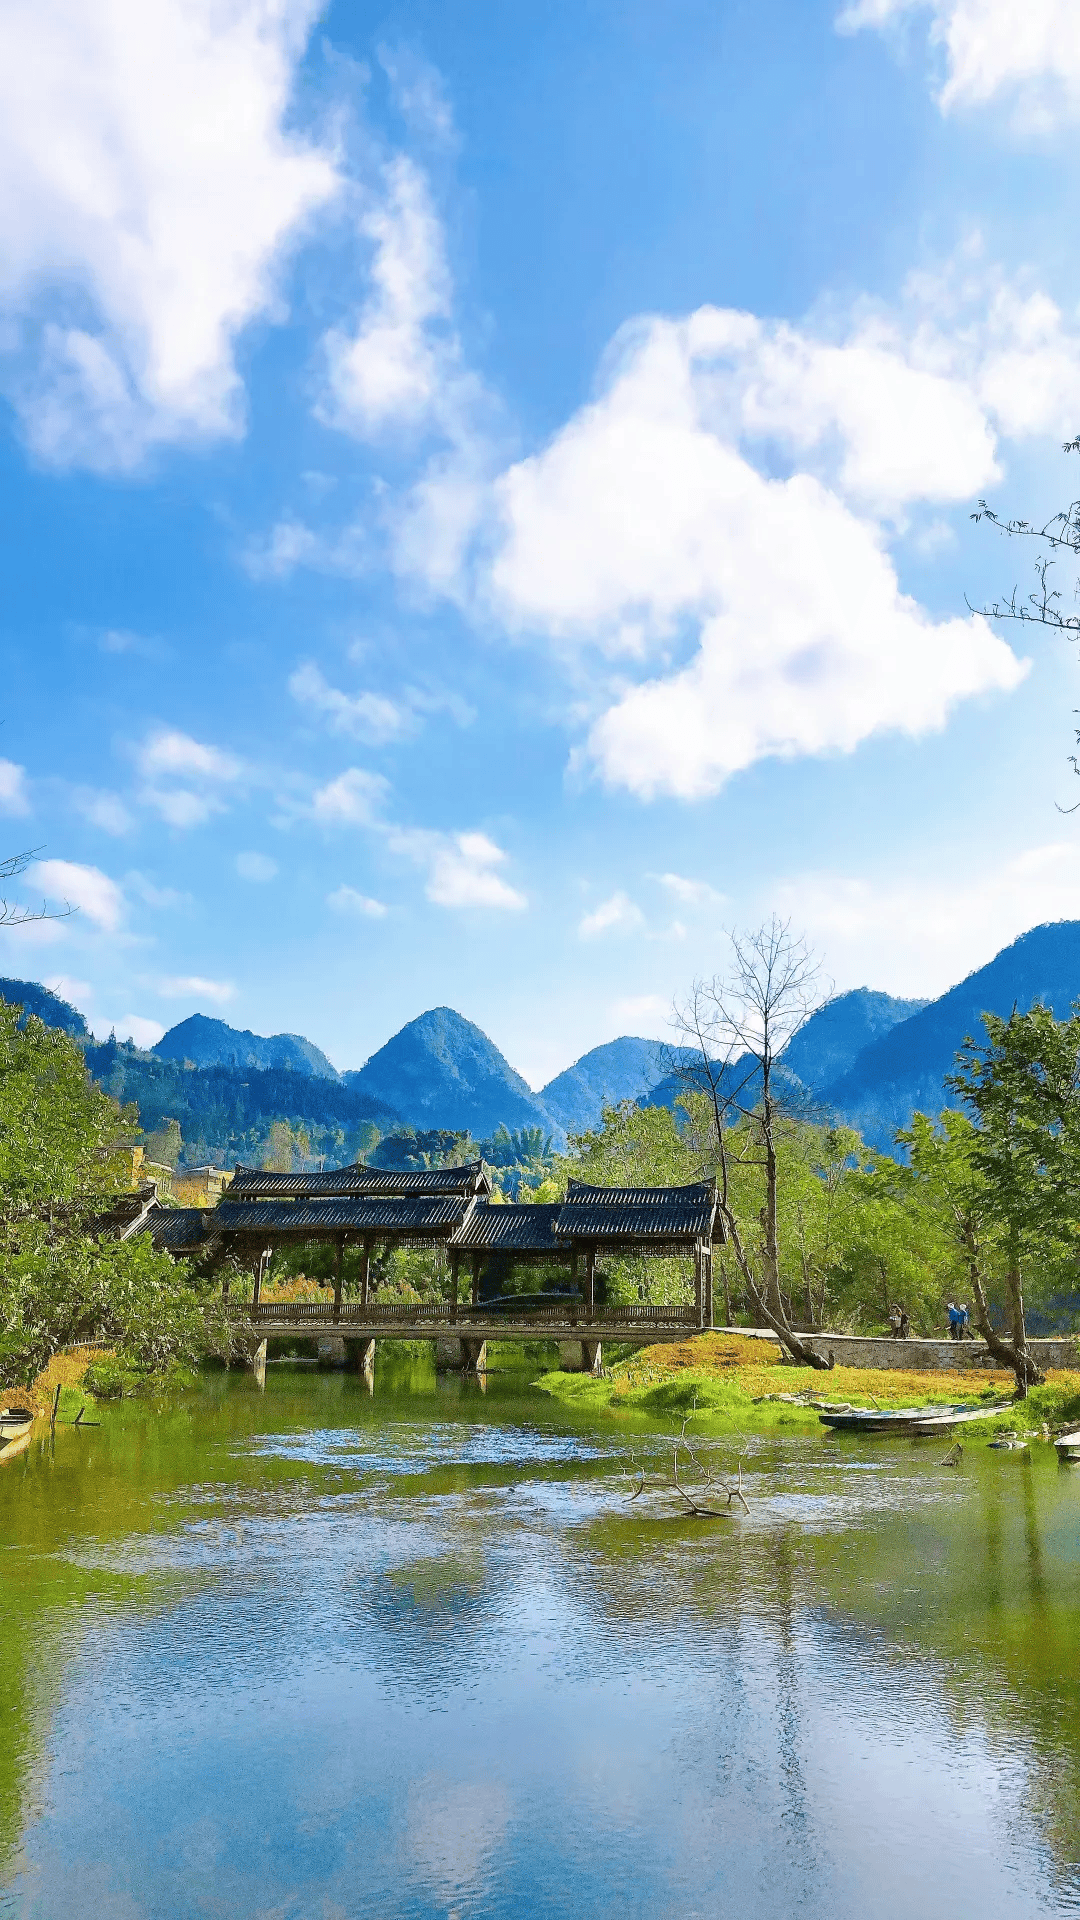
(3, 0), (1080, 1086)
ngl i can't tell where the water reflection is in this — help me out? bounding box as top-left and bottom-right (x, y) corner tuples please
(0, 1364), (1078, 1917)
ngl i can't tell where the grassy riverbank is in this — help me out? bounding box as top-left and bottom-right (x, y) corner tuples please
(533, 1333), (1080, 1436)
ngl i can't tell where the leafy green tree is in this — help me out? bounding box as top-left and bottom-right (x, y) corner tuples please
(0, 1003), (220, 1388)
(943, 1004), (1080, 1391)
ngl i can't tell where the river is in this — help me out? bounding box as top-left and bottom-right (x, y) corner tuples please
(2, 1354), (1079, 1918)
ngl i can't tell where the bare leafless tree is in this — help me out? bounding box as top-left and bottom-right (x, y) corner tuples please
(0, 849), (71, 927)
(672, 917), (835, 1370)
(971, 438), (1080, 800)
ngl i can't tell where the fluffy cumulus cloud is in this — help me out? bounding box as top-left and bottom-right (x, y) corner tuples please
(0, 0), (339, 468)
(839, 0), (1080, 123)
(35, 858), (123, 930)
(136, 728), (245, 827)
(389, 827), (526, 910)
(319, 155), (456, 437)
(289, 662), (408, 743)
(311, 767), (390, 826)
(777, 841), (1080, 996)
(578, 891), (645, 939)
(457, 277), (1080, 798)
(111, 1013), (165, 1047)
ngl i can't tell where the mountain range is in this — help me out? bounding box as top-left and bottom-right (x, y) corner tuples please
(5, 915), (1080, 1162)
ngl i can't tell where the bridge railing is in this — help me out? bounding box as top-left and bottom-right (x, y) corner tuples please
(224, 1299), (701, 1329)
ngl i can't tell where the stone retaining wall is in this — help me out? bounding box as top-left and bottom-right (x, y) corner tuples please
(717, 1328), (1080, 1372)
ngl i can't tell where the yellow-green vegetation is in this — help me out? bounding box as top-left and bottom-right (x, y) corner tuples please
(534, 1332), (1080, 1435)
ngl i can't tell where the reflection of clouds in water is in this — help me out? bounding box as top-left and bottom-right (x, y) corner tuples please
(406, 1774), (510, 1905)
(241, 1421), (609, 1472)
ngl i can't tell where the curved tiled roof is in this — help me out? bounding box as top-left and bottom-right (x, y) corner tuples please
(557, 1178), (717, 1242)
(228, 1161), (489, 1200)
(212, 1196), (468, 1236)
(449, 1202), (562, 1253)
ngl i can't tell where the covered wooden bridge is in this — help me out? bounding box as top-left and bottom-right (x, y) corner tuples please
(140, 1161), (720, 1373)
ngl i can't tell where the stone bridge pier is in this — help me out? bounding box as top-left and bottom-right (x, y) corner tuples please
(558, 1339), (603, 1375)
(435, 1334), (488, 1374)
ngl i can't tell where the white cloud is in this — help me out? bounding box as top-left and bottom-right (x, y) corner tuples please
(654, 872), (726, 909)
(327, 884), (388, 917)
(126, 873), (188, 909)
(157, 974), (235, 1003)
(289, 662), (408, 743)
(137, 730), (242, 783)
(0, 0), (339, 468)
(776, 841), (1080, 997)
(318, 155), (455, 437)
(35, 858), (123, 930)
(311, 767), (390, 826)
(236, 851), (278, 882)
(578, 891), (646, 939)
(0, 759), (29, 816)
(111, 1012), (165, 1048)
(75, 788), (134, 835)
(611, 993), (671, 1028)
(838, 1), (1080, 123)
(390, 827), (526, 910)
(136, 727), (245, 827)
(46, 974), (92, 1006)
(468, 294), (1044, 799)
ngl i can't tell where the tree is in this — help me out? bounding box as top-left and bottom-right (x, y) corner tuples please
(972, 439), (1080, 794)
(944, 1004), (1080, 1393)
(0, 1002), (217, 1387)
(673, 918), (834, 1368)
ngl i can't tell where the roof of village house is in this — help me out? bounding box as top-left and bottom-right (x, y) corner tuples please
(227, 1161), (490, 1200)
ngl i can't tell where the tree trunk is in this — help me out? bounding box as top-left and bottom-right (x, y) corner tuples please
(723, 1206), (833, 1371)
(964, 1230), (1043, 1395)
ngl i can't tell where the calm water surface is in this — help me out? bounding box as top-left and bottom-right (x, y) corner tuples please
(2, 1355), (1079, 1919)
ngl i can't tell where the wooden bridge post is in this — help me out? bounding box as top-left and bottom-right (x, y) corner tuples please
(360, 1238), (372, 1308)
(704, 1246), (714, 1329)
(450, 1252), (459, 1324)
(333, 1235), (344, 1322)
(585, 1244), (596, 1321)
(694, 1243), (703, 1328)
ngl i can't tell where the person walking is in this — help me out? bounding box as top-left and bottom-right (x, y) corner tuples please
(946, 1302), (961, 1341)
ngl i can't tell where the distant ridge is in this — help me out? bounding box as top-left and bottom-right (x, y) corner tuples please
(542, 1036), (698, 1134)
(347, 1006), (556, 1140)
(0, 977), (89, 1038)
(781, 988), (928, 1090)
(153, 1013), (340, 1080)
(822, 920), (1080, 1148)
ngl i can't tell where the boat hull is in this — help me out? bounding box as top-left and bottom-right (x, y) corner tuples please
(820, 1403), (1013, 1436)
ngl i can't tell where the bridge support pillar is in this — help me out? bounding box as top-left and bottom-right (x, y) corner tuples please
(434, 1335), (487, 1373)
(345, 1338), (375, 1375)
(317, 1335), (347, 1369)
(558, 1340), (602, 1374)
(248, 1338), (267, 1385)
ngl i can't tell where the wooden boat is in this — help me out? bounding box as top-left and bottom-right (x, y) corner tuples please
(0, 1407), (35, 1463)
(1054, 1428), (1080, 1462)
(819, 1402), (1013, 1436)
